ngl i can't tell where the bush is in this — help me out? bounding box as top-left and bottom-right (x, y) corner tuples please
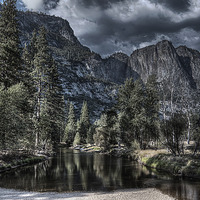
(131, 140), (140, 150)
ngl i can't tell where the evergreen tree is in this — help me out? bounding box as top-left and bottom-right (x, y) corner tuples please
(117, 112), (128, 147)
(79, 101), (90, 143)
(30, 27), (66, 149)
(22, 44), (36, 102)
(144, 75), (160, 142)
(22, 45), (32, 88)
(117, 78), (146, 147)
(80, 101), (90, 125)
(64, 102), (76, 145)
(45, 57), (65, 147)
(33, 26), (51, 148)
(66, 99), (70, 118)
(22, 30), (38, 94)
(93, 113), (109, 150)
(73, 132), (81, 146)
(0, 0), (22, 89)
(129, 79), (146, 146)
(29, 29), (37, 61)
(105, 109), (118, 145)
(93, 110), (118, 149)
(86, 125), (95, 144)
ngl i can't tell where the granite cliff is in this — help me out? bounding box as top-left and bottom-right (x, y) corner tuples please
(15, 10), (200, 118)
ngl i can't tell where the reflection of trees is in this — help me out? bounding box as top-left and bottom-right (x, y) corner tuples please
(93, 154), (123, 188)
(158, 180), (200, 200)
(1, 148), (199, 200)
(64, 151), (75, 191)
(73, 152), (91, 190)
(0, 159), (52, 191)
(0, 149), (149, 191)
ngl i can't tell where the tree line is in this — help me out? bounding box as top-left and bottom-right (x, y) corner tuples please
(0, 0), (65, 151)
(83, 76), (200, 157)
(0, 0), (94, 152)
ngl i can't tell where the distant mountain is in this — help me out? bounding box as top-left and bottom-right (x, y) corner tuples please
(11, 10), (200, 118)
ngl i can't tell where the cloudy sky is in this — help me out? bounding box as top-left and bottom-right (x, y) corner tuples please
(2, 0), (200, 56)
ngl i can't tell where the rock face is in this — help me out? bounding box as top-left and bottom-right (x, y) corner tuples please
(176, 46), (200, 90)
(14, 10), (200, 118)
(129, 40), (196, 88)
(128, 40), (199, 103)
(86, 52), (138, 84)
(18, 11), (81, 47)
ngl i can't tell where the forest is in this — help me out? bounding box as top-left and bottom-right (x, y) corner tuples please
(0, 0), (200, 159)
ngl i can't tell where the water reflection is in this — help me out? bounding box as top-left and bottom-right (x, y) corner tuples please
(0, 149), (148, 192)
(0, 148), (200, 200)
(157, 179), (200, 200)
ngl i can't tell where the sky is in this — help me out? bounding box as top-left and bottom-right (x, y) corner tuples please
(1, 0), (200, 57)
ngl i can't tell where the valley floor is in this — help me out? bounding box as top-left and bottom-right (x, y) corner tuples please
(0, 187), (175, 200)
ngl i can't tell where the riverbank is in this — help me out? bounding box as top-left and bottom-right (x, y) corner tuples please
(138, 150), (200, 178)
(72, 144), (134, 157)
(74, 144), (200, 179)
(0, 187), (175, 200)
(0, 150), (48, 173)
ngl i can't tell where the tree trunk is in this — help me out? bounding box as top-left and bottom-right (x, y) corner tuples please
(187, 113), (191, 144)
(193, 140), (200, 156)
(35, 80), (41, 148)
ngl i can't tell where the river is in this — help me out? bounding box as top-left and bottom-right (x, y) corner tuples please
(0, 148), (200, 200)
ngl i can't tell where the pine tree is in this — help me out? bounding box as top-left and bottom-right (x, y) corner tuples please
(73, 132), (81, 146)
(95, 109), (119, 149)
(93, 113), (109, 150)
(24, 30), (37, 92)
(80, 101), (90, 125)
(117, 78), (136, 145)
(0, 0), (22, 89)
(29, 29), (37, 61)
(130, 79), (146, 148)
(144, 75), (160, 142)
(66, 99), (70, 117)
(22, 44), (35, 100)
(117, 78), (146, 147)
(79, 101), (90, 143)
(64, 102), (76, 145)
(33, 26), (50, 148)
(86, 126), (95, 144)
(45, 57), (65, 147)
(30, 27), (66, 149)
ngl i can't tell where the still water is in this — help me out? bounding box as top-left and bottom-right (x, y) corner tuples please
(0, 148), (200, 200)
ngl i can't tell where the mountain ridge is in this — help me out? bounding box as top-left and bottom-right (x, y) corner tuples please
(1, 6), (199, 118)
(17, 10), (200, 117)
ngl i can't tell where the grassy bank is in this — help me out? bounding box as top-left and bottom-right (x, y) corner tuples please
(138, 150), (200, 178)
(0, 150), (47, 173)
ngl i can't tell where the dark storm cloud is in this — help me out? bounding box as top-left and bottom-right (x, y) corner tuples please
(79, 9), (200, 53)
(181, 16), (200, 31)
(47, 0), (200, 56)
(150, 0), (191, 12)
(67, 0), (191, 12)
(79, 0), (126, 9)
